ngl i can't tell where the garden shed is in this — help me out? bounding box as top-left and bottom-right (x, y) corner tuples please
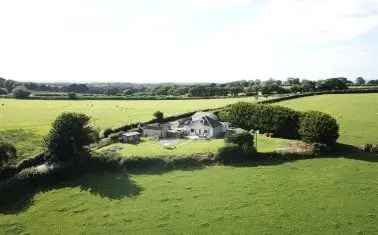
(120, 131), (141, 144)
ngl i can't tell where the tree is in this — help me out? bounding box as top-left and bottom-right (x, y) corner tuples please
(153, 111), (164, 122)
(43, 113), (97, 162)
(355, 77), (366, 85)
(0, 88), (8, 95)
(299, 111), (339, 145)
(12, 86), (31, 98)
(0, 142), (17, 167)
(317, 78), (348, 90)
(225, 131), (256, 155)
(367, 79), (378, 85)
(68, 92), (77, 99)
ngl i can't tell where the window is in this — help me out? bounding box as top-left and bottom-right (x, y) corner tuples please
(204, 130), (208, 134)
(191, 129), (194, 133)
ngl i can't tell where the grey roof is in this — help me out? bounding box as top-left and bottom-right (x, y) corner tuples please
(122, 131), (141, 137)
(203, 116), (223, 128)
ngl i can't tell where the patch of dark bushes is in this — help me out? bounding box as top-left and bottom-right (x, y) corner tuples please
(220, 102), (340, 146)
(220, 102), (300, 139)
(0, 153), (47, 180)
(299, 111), (339, 145)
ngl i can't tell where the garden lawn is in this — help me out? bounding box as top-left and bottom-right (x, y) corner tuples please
(97, 135), (292, 158)
(277, 93), (378, 146)
(0, 97), (257, 159)
(1, 157), (377, 234)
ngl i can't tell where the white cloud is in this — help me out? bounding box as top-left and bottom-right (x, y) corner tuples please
(0, 0), (378, 82)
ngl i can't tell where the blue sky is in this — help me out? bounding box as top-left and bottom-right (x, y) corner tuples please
(1, 0), (378, 83)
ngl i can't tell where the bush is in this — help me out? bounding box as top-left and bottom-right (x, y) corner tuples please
(299, 111), (339, 145)
(102, 128), (113, 138)
(225, 131), (256, 155)
(0, 88), (8, 95)
(220, 102), (300, 139)
(68, 92), (77, 99)
(0, 142), (16, 167)
(153, 111), (164, 122)
(12, 86), (31, 98)
(43, 113), (97, 162)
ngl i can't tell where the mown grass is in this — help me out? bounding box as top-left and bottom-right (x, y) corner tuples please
(0, 97), (257, 158)
(277, 93), (378, 146)
(1, 158), (377, 234)
(98, 135), (293, 158)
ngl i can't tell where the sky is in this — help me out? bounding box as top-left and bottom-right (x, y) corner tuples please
(1, 0), (378, 83)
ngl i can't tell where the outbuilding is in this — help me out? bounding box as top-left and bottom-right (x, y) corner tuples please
(120, 131), (141, 144)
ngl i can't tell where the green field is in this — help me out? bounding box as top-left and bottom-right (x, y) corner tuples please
(0, 97), (258, 158)
(278, 93), (378, 146)
(1, 158), (377, 234)
(98, 135), (293, 158)
(1, 94), (378, 234)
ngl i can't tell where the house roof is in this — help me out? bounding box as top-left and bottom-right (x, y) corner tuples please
(192, 112), (218, 121)
(122, 131), (140, 137)
(203, 116), (223, 128)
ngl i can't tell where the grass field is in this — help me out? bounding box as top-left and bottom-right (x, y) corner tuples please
(0, 97), (258, 159)
(278, 93), (378, 146)
(98, 135), (293, 158)
(1, 157), (377, 234)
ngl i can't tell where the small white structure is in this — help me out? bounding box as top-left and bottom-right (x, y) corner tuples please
(170, 112), (229, 138)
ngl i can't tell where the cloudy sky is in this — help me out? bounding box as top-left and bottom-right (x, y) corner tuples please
(1, 0), (378, 83)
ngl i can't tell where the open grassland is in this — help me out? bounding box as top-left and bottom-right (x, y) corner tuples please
(0, 97), (257, 158)
(278, 93), (378, 146)
(1, 158), (377, 234)
(98, 135), (293, 158)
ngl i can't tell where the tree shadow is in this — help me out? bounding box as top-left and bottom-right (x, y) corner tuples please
(1, 142), (376, 215)
(0, 169), (143, 215)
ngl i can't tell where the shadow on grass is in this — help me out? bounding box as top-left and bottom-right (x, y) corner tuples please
(0, 169), (143, 215)
(1, 142), (376, 215)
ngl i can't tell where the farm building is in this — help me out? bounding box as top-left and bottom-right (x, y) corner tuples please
(141, 123), (169, 138)
(120, 131), (141, 144)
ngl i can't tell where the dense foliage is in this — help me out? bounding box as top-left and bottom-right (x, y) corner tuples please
(43, 113), (97, 162)
(12, 86), (31, 98)
(225, 131), (256, 155)
(299, 111), (339, 145)
(0, 142), (17, 167)
(153, 111), (164, 122)
(220, 102), (300, 139)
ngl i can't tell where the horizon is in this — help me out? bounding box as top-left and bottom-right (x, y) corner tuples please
(1, 0), (378, 83)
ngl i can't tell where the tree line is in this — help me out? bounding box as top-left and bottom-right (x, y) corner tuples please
(1, 76), (378, 98)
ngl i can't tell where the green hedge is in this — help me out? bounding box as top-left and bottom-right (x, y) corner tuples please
(220, 102), (300, 139)
(299, 111), (339, 145)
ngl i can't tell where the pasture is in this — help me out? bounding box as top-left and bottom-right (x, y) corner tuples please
(1, 157), (377, 234)
(277, 93), (378, 146)
(0, 97), (257, 158)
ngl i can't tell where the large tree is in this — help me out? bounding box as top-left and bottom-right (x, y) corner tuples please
(44, 113), (98, 162)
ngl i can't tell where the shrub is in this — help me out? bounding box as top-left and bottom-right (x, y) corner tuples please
(12, 86), (31, 98)
(0, 88), (8, 95)
(68, 92), (77, 99)
(0, 142), (17, 167)
(225, 130), (256, 158)
(153, 111), (164, 122)
(102, 128), (113, 138)
(221, 102), (300, 139)
(43, 113), (97, 162)
(299, 111), (339, 145)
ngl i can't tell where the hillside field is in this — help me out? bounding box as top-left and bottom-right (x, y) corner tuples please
(1, 158), (377, 234)
(0, 97), (258, 158)
(277, 93), (378, 146)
